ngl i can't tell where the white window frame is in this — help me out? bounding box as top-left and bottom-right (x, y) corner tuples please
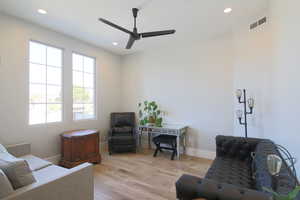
(28, 40), (64, 125)
(72, 52), (97, 121)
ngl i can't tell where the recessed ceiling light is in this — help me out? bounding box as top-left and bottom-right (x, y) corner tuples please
(224, 8), (232, 14)
(37, 9), (47, 15)
(112, 42), (118, 46)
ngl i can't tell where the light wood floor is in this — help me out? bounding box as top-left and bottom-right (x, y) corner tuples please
(93, 149), (212, 200)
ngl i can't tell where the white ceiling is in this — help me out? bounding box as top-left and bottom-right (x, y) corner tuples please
(0, 0), (269, 55)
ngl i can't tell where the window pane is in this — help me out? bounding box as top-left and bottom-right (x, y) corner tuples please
(73, 87), (93, 104)
(84, 57), (94, 73)
(30, 64), (46, 84)
(47, 86), (62, 103)
(29, 41), (63, 125)
(73, 104), (84, 120)
(73, 87), (84, 104)
(85, 88), (94, 104)
(47, 104), (62, 123)
(83, 104), (95, 119)
(47, 47), (62, 67)
(29, 104), (46, 125)
(30, 42), (46, 64)
(73, 54), (83, 71)
(72, 53), (95, 121)
(73, 71), (83, 87)
(30, 84), (46, 103)
(84, 73), (94, 88)
(47, 67), (61, 85)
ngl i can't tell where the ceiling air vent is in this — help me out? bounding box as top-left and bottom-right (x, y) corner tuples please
(250, 17), (267, 30)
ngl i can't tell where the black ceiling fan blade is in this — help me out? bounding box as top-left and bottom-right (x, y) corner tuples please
(141, 30), (176, 38)
(99, 18), (133, 35)
(126, 35), (135, 49)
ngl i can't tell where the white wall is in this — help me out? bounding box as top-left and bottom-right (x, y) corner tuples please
(0, 13), (122, 159)
(232, 11), (273, 139)
(232, 0), (300, 176)
(267, 0), (300, 175)
(121, 36), (235, 155)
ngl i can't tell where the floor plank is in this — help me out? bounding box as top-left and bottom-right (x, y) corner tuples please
(94, 149), (212, 200)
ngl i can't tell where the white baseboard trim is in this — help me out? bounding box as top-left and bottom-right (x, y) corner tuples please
(186, 148), (216, 160)
(44, 154), (61, 165)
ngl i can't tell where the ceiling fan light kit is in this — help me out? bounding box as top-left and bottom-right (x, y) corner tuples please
(99, 8), (176, 49)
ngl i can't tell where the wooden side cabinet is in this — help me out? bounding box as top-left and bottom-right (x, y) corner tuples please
(60, 129), (101, 168)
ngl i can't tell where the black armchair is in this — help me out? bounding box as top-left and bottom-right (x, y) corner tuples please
(108, 112), (137, 155)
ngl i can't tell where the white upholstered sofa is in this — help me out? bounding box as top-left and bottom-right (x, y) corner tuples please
(1, 143), (94, 200)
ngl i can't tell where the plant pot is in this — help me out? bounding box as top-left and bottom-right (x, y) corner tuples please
(146, 123), (155, 127)
(148, 116), (155, 124)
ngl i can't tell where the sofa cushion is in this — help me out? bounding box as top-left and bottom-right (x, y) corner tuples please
(112, 126), (133, 133)
(0, 159), (36, 189)
(205, 157), (253, 189)
(0, 143), (8, 153)
(33, 165), (69, 183)
(216, 136), (261, 162)
(110, 135), (136, 145)
(0, 169), (14, 198)
(0, 151), (21, 162)
(20, 155), (52, 171)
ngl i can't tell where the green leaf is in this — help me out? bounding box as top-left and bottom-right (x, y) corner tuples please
(144, 101), (148, 106)
(155, 118), (163, 127)
(288, 186), (300, 199)
(140, 119), (145, 125)
(157, 110), (161, 115)
(138, 103), (141, 107)
(263, 187), (280, 197)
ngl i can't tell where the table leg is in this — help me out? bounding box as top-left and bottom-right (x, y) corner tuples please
(183, 133), (187, 154)
(177, 134), (180, 160)
(148, 131), (151, 149)
(139, 131), (142, 148)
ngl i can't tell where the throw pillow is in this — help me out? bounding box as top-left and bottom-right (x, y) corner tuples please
(0, 169), (14, 198)
(0, 159), (36, 189)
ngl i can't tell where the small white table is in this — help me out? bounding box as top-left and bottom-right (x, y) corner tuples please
(138, 124), (188, 159)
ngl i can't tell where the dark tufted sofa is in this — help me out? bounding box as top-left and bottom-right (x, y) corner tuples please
(176, 135), (299, 200)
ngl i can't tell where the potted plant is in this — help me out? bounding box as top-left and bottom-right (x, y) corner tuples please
(264, 187), (300, 200)
(138, 101), (163, 127)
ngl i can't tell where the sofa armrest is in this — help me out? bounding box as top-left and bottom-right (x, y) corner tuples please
(3, 163), (94, 200)
(6, 143), (31, 157)
(176, 175), (272, 200)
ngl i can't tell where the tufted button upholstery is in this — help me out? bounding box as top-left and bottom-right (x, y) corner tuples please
(205, 157), (253, 189)
(216, 135), (261, 161)
(176, 174), (271, 200)
(176, 135), (299, 200)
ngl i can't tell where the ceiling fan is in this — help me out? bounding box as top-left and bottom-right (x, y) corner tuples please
(99, 8), (176, 49)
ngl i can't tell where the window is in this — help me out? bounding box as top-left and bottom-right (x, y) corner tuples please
(29, 41), (63, 125)
(72, 53), (96, 120)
